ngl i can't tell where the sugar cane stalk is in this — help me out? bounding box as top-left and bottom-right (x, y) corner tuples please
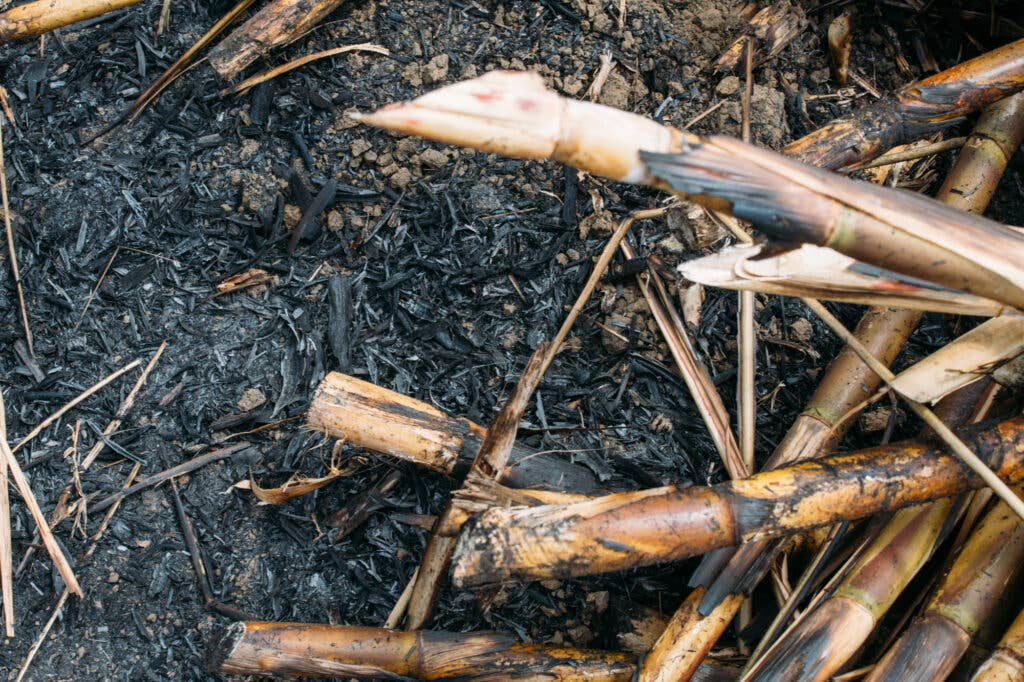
(205, 621), (738, 681)
(866, 492), (1024, 682)
(450, 415), (1024, 587)
(362, 70), (1024, 310)
(785, 37), (1024, 170)
(0, 0), (142, 44)
(307, 371), (602, 493)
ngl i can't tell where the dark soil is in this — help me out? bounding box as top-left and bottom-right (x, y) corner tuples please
(0, 0), (1021, 679)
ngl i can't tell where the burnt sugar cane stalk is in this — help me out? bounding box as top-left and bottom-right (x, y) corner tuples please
(205, 621), (738, 681)
(973, 607), (1024, 682)
(638, 138), (1024, 311)
(865, 493), (1024, 682)
(639, 92), (1024, 682)
(307, 371), (602, 493)
(207, 0), (346, 79)
(361, 71), (1024, 312)
(785, 37), (1024, 170)
(448, 415), (1024, 587)
(0, 0), (143, 44)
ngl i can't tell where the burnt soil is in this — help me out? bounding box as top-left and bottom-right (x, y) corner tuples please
(1, 0), (1022, 679)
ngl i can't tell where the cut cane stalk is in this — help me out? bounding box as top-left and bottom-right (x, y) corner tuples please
(0, 0), (142, 44)
(205, 621), (738, 681)
(307, 371), (602, 493)
(208, 0), (347, 79)
(785, 37), (1024, 170)
(973, 607), (1024, 682)
(449, 414), (1024, 587)
(865, 492), (1024, 682)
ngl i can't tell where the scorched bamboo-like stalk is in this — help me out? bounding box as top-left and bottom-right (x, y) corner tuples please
(449, 415), (1024, 586)
(0, 0), (142, 44)
(205, 621), (737, 681)
(307, 371), (602, 493)
(785, 37), (1024, 169)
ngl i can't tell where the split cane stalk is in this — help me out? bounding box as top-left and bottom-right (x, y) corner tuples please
(207, 0), (346, 79)
(449, 414), (1024, 587)
(973, 606), (1024, 682)
(784, 36), (1024, 170)
(0, 0), (142, 44)
(307, 371), (603, 493)
(640, 86), (1024, 682)
(206, 621), (738, 681)
(865, 492), (1024, 682)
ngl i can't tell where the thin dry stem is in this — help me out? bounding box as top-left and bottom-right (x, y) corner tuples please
(11, 358), (141, 453)
(1, 115), (31, 355)
(82, 341), (166, 469)
(221, 43), (389, 97)
(0, 393), (81, 597)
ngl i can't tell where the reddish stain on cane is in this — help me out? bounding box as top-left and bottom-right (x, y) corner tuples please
(516, 98), (538, 111)
(471, 90), (501, 102)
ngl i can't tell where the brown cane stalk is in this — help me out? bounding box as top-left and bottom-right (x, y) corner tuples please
(205, 621), (740, 681)
(0, 0), (142, 44)
(865, 492), (1024, 682)
(449, 414), (1024, 587)
(784, 37), (1024, 170)
(207, 0), (347, 79)
(307, 371), (603, 493)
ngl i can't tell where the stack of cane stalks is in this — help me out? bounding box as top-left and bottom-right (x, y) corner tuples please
(206, 35), (1024, 682)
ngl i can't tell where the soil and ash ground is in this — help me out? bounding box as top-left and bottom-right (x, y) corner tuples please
(0, 0), (1021, 678)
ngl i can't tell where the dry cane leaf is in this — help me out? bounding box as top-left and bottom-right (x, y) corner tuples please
(891, 315), (1024, 403)
(248, 460), (357, 505)
(678, 243), (1009, 316)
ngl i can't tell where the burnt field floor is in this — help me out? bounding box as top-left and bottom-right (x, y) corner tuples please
(1, 0), (1022, 678)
